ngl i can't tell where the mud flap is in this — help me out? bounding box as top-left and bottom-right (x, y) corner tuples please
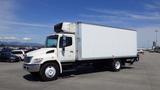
(130, 56), (139, 65)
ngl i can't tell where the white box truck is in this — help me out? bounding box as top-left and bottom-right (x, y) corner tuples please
(23, 22), (139, 81)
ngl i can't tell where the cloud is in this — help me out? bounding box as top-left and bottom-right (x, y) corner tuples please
(145, 1), (160, 10)
(0, 0), (19, 41)
(80, 5), (160, 48)
(136, 26), (160, 48)
(0, 36), (33, 41)
(0, 0), (17, 31)
(128, 13), (160, 20)
(80, 14), (116, 19)
(0, 36), (17, 40)
(0, 0), (16, 20)
(84, 8), (160, 20)
(0, 0), (52, 29)
(86, 8), (130, 16)
(0, 20), (52, 28)
(79, 6), (160, 31)
(23, 37), (32, 41)
(0, 0), (52, 44)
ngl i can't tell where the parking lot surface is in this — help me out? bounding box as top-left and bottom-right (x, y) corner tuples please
(0, 52), (160, 90)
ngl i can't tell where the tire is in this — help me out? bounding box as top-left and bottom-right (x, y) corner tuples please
(18, 57), (22, 61)
(39, 63), (59, 81)
(111, 59), (121, 72)
(9, 59), (14, 63)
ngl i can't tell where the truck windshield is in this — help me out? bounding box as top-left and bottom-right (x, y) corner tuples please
(46, 35), (58, 48)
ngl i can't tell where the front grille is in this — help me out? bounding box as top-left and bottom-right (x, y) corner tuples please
(24, 56), (32, 63)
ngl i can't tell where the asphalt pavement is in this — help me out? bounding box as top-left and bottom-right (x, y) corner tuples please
(0, 52), (160, 90)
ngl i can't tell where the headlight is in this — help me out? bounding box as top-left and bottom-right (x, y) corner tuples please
(33, 58), (43, 63)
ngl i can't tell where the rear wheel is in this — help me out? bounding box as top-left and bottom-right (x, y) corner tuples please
(40, 63), (59, 81)
(111, 59), (121, 72)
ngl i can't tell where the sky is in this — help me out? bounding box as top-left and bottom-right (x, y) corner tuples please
(0, 0), (160, 48)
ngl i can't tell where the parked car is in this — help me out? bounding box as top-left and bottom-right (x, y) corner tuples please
(0, 51), (21, 62)
(25, 48), (37, 54)
(12, 50), (25, 60)
(1, 47), (12, 52)
(137, 49), (144, 54)
(154, 46), (160, 53)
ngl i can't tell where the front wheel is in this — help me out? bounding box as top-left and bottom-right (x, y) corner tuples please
(111, 59), (121, 72)
(40, 63), (59, 81)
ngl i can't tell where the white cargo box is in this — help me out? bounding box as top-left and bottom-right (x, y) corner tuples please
(76, 23), (137, 60)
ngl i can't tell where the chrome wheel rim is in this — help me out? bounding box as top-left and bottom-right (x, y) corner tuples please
(115, 61), (120, 69)
(45, 66), (56, 78)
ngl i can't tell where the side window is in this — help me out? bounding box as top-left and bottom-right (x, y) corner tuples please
(59, 36), (72, 48)
(59, 37), (63, 48)
(66, 37), (72, 47)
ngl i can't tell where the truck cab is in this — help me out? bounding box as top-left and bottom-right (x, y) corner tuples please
(24, 33), (76, 81)
(46, 34), (76, 62)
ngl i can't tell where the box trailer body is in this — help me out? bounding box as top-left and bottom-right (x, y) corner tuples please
(23, 22), (138, 81)
(77, 23), (137, 60)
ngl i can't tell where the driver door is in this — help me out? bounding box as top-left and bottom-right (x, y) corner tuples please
(58, 35), (75, 62)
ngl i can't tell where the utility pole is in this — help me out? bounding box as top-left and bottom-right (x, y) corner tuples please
(155, 30), (158, 44)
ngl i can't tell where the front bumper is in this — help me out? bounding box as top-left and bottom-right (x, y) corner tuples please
(23, 64), (41, 72)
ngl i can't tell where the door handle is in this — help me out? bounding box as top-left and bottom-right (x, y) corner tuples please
(70, 51), (73, 53)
